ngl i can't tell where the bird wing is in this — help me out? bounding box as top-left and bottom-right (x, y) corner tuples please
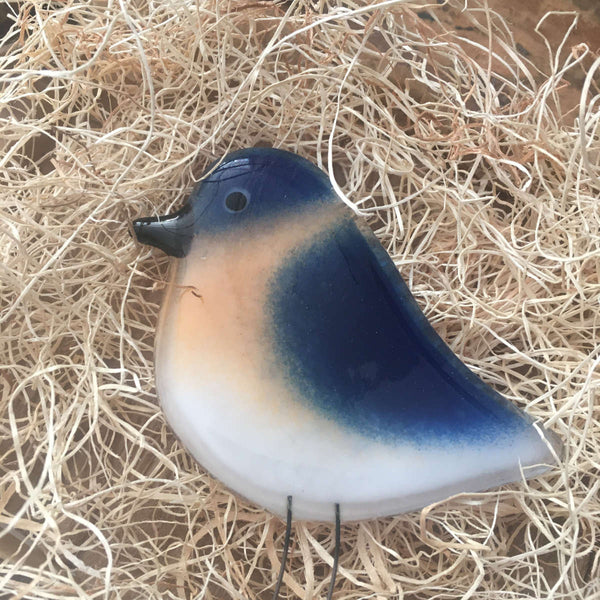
(266, 214), (558, 449)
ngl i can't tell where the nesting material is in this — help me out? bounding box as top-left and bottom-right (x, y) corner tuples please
(0, 1), (598, 599)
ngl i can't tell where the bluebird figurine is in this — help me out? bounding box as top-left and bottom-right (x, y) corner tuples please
(132, 148), (560, 595)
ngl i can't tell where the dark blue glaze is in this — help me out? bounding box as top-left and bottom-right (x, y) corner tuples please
(267, 217), (530, 446)
(188, 148), (338, 235)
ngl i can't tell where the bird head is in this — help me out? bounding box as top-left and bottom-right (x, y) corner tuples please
(132, 148), (338, 257)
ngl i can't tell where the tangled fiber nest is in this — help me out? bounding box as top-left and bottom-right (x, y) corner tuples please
(1, 0), (599, 598)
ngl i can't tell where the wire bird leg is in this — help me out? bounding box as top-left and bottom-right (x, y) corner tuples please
(326, 503), (341, 600)
(272, 499), (340, 600)
(272, 496), (293, 600)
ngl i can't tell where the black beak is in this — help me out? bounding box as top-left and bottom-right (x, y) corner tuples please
(132, 204), (194, 258)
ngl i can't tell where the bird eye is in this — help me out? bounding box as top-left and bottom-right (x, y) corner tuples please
(225, 191), (248, 212)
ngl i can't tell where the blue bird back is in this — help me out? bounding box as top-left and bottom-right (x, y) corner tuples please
(267, 216), (529, 447)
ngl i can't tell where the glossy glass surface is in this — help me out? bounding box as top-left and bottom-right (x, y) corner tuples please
(133, 148), (561, 522)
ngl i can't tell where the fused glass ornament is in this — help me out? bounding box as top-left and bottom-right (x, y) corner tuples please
(132, 148), (561, 523)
